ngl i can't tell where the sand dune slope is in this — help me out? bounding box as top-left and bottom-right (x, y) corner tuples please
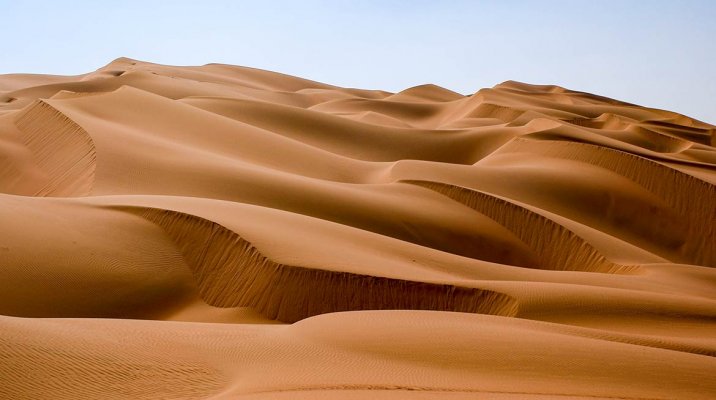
(1, 58), (715, 399)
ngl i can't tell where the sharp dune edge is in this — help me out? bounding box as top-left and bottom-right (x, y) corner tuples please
(0, 58), (715, 399)
(405, 180), (634, 274)
(134, 206), (519, 322)
(13, 99), (96, 196)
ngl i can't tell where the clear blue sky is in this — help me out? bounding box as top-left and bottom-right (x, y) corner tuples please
(2, 0), (714, 123)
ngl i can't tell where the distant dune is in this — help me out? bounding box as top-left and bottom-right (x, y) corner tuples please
(1, 58), (715, 399)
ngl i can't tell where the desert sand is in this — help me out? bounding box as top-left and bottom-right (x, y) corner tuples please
(0, 57), (714, 399)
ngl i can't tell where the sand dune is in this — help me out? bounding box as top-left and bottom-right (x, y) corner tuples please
(1, 57), (715, 399)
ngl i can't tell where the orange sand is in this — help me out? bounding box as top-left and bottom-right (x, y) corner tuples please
(0, 58), (714, 399)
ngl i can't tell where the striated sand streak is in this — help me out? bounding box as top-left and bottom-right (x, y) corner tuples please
(12, 99), (96, 196)
(405, 180), (638, 273)
(133, 206), (519, 322)
(496, 138), (716, 267)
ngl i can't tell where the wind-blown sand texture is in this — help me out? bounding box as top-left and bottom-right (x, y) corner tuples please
(1, 58), (715, 399)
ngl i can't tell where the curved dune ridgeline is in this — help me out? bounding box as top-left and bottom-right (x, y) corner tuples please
(1, 58), (715, 399)
(13, 99), (96, 196)
(132, 206), (519, 322)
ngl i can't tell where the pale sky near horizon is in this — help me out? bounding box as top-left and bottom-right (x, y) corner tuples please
(1, 0), (714, 123)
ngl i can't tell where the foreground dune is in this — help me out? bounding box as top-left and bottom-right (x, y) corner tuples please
(0, 58), (714, 399)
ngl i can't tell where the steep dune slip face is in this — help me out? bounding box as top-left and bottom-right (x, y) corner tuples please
(0, 58), (715, 399)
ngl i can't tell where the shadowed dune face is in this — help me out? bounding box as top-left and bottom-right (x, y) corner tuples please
(132, 206), (519, 322)
(1, 57), (715, 399)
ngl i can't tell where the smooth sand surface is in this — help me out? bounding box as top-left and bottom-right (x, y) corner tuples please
(1, 58), (715, 399)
